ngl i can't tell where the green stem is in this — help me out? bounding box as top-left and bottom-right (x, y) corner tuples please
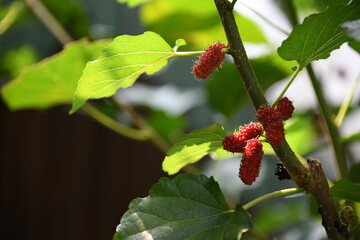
(335, 76), (359, 127)
(271, 66), (301, 107)
(81, 103), (148, 141)
(284, 0), (347, 180)
(174, 51), (204, 56)
(243, 188), (304, 210)
(0, 1), (23, 35)
(111, 99), (172, 154)
(306, 65), (347, 178)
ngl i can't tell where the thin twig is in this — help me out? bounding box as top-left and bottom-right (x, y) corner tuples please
(0, 1), (24, 35)
(26, 0), (73, 45)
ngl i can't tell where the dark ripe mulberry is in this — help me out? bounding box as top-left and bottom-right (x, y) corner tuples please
(191, 43), (227, 79)
(276, 97), (294, 121)
(239, 139), (263, 185)
(274, 162), (291, 180)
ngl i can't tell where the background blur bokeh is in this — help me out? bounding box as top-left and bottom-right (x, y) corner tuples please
(1, 0), (359, 239)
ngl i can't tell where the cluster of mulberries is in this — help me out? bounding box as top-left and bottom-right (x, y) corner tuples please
(223, 123), (264, 185)
(191, 42), (227, 79)
(223, 123), (263, 153)
(256, 97), (294, 146)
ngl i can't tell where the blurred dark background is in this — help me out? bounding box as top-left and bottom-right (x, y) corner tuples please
(0, 0), (166, 239)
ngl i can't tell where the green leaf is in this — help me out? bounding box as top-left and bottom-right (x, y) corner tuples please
(162, 123), (227, 175)
(1, 39), (109, 111)
(114, 174), (251, 240)
(70, 31), (177, 113)
(278, 1), (360, 68)
(331, 179), (360, 202)
(342, 19), (360, 41)
(117, 0), (151, 8)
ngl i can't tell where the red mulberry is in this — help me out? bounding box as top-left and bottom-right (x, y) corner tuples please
(276, 97), (294, 121)
(239, 139), (263, 185)
(191, 43), (227, 79)
(223, 123), (263, 153)
(256, 106), (285, 146)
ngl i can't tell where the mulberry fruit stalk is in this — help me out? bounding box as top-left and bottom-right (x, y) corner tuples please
(191, 42), (227, 79)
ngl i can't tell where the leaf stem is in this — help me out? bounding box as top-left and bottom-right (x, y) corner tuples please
(174, 51), (204, 56)
(81, 103), (149, 141)
(243, 188), (304, 210)
(271, 66), (301, 107)
(335, 75), (359, 127)
(306, 65), (348, 178)
(26, 0), (73, 45)
(0, 1), (23, 35)
(111, 99), (172, 154)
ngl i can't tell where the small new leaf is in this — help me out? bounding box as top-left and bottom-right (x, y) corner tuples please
(70, 32), (179, 113)
(162, 123), (227, 175)
(278, 1), (360, 68)
(114, 174), (251, 240)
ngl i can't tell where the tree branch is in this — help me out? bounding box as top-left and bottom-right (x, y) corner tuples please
(214, 0), (347, 239)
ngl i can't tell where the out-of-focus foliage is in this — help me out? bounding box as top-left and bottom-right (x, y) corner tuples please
(139, 0), (267, 49)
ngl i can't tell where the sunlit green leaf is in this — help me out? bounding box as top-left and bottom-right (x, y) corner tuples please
(278, 1), (360, 68)
(331, 179), (360, 202)
(114, 174), (251, 240)
(71, 32), (179, 113)
(162, 123), (227, 175)
(1, 39), (109, 111)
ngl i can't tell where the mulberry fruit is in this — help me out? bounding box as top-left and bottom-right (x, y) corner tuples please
(239, 139), (263, 185)
(223, 123), (263, 153)
(276, 97), (294, 121)
(191, 43), (227, 79)
(256, 106), (285, 146)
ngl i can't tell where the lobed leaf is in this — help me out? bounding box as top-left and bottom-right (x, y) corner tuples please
(162, 123), (227, 175)
(114, 174), (251, 240)
(1, 39), (109, 110)
(278, 1), (360, 68)
(70, 31), (178, 113)
(331, 179), (360, 202)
